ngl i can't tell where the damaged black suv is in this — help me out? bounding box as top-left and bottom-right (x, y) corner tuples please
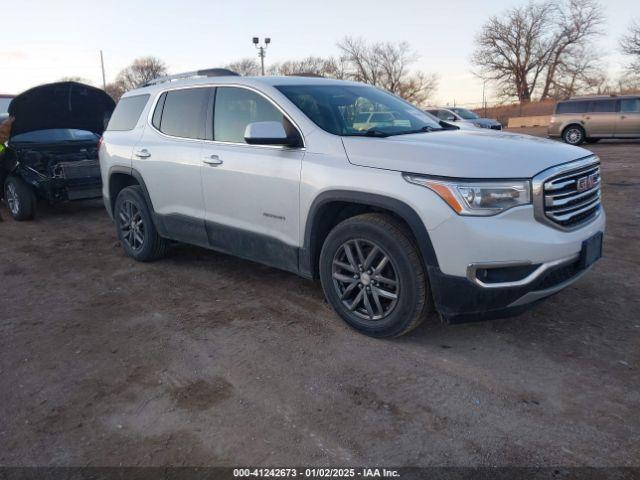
(1, 82), (115, 220)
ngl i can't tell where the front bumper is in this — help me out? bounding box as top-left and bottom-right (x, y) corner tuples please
(429, 233), (602, 323)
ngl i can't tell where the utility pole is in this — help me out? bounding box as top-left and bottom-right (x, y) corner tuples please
(252, 37), (271, 76)
(100, 50), (106, 90)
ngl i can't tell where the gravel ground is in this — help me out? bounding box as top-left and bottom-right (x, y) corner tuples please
(1, 130), (639, 467)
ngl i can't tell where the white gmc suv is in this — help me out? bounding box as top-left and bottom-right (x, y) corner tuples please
(99, 69), (605, 337)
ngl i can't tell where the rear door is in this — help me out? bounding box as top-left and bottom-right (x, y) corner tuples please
(583, 99), (618, 137)
(133, 86), (212, 246)
(200, 86), (304, 271)
(616, 98), (640, 137)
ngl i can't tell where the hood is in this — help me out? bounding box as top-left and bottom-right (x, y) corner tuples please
(8, 82), (115, 138)
(342, 129), (592, 178)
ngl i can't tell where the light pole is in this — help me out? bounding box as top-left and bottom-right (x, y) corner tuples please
(252, 37), (271, 76)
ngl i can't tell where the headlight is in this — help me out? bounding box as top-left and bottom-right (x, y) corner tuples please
(403, 175), (531, 216)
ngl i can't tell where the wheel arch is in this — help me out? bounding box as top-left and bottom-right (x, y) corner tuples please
(562, 122), (586, 139)
(107, 166), (154, 219)
(300, 190), (439, 279)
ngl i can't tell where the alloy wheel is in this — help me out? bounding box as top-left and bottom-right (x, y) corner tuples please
(566, 128), (582, 144)
(118, 200), (145, 251)
(332, 239), (400, 321)
(6, 183), (19, 216)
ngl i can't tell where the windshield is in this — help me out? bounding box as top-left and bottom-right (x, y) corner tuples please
(275, 84), (442, 136)
(0, 98), (12, 113)
(11, 128), (99, 143)
(450, 108), (479, 120)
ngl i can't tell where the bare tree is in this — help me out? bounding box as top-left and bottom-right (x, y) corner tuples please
(104, 82), (126, 101)
(337, 37), (437, 105)
(269, 56), (348, 78)
(225, 58), (261, 76)
(59, 76), (92, 85)
(114, 56), (168, 91)
(103, 56), (168, 101)
(472, 1), (558, 103)
(540, 0), (604, 99)
(620, 20), (640, 73)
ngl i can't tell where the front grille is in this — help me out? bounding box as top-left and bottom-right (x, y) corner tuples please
(542, 163), (601, 229)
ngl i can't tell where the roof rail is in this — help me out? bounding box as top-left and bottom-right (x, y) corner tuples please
(142, 68), (240, 87)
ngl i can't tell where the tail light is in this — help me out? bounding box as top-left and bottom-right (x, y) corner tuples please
(97, 136), (104, 151)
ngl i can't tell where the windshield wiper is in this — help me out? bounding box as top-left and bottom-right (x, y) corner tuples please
(389, 125), (444, 135)
(362, 128), (391, 137)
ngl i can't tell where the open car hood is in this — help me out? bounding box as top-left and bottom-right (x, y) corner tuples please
(8, 82), (115, 138)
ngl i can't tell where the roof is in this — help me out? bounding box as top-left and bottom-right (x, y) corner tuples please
(123, 74), (363, 97)
(564, 94), (639, 101)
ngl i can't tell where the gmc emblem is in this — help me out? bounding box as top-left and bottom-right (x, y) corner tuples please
(576, 173), (598, 192)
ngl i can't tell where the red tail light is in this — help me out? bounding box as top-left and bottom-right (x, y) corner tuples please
(97, 136), (104, 150)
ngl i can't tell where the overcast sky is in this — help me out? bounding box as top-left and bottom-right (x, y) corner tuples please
(0, 0), (638, 105)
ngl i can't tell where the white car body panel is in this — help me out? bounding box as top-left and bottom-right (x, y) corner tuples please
(99, 75), (605, 321)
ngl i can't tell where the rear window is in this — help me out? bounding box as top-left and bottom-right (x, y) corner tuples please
(107, 94), (150, 131)
(156, 88), (209, 139)
(621, 98), (640, 113)
(556, 101), (588, 114)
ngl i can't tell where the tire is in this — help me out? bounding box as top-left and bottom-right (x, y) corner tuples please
(114, 185), (169, 262)
(319, 213), (431, 338)
(585, 138), (601, 144)
(4, 176), (36, 221)
(562, 125), (585, 145)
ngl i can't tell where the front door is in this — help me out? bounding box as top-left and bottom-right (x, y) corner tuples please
(200, 86), (304, 272)
(616, 98), (640, 137)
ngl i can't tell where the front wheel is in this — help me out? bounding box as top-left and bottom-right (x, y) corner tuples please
(319, 213), (431, 337)
(4, 176), (36, 221)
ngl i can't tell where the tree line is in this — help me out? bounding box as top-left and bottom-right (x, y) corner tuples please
(102, 37), (438, 105)
(89, 1), (640, 107)
(472, 0), (640, 103)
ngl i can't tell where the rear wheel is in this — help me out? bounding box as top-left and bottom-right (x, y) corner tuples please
(114, 186), (169, 261)
(562, 125), (585, 145)
(4, 176), (36, 221)
(319, 213), (431, 337)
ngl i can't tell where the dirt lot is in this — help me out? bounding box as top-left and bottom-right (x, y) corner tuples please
(1, 130), (639, 467)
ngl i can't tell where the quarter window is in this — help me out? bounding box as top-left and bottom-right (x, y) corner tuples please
(107, 94), (150, 131)
(621, 98), (640, 113)
(157, 88), (210, 139)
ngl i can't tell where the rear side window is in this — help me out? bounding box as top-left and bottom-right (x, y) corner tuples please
(590, 100), (617, 113)
(107, 94), (150, 131)
(621, 98), (640, 113)
(214, 87), (286, 144)
(157, 88), (210, 139)
(556, 101), (588, 114)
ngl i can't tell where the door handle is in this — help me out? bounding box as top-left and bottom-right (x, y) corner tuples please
(203, 154), (223, 166)
(584, 116), (591, 120)
(134, 149), (151, 159)
(621, 115), (626, 119)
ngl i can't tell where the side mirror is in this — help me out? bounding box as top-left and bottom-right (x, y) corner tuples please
(446, 115), (457, 122)
(244, 121), (299, 147)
